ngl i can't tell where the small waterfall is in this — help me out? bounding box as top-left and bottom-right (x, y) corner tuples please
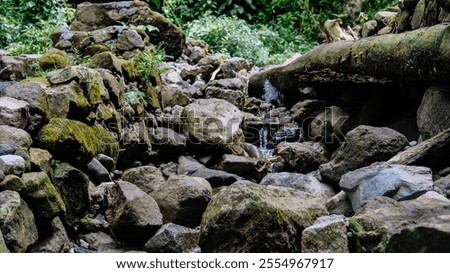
(262, 79), (282, 106)
(259, 127), (274, 158)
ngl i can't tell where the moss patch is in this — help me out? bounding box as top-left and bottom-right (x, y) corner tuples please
(39, 50), (71, 70)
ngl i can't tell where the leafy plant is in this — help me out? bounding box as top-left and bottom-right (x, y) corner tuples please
(133, 47), (169, 82)
(125, 90), (146, 106)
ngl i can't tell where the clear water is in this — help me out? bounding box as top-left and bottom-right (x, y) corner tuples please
(259, 127), (274, 158)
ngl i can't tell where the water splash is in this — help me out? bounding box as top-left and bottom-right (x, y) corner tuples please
(259, 127), (274, 158)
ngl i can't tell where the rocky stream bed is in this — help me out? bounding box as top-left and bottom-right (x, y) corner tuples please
(0, 0), (449, 253)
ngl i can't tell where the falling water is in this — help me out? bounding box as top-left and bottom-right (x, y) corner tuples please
(259, 127), (274, 158)
(262, 79), (282, 106)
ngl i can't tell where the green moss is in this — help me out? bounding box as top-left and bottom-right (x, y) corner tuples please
(39, 50), (71, 70)
(121, 60), (138, 80)
(84, 44), (110, 56)
(87, 72), (102, 104)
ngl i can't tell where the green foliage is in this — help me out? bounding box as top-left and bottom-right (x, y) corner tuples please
(125, 91), (146, 106)
(186, 14), (316, 65)
(0, 0), (73, 54)
(133, 47), (168, 82)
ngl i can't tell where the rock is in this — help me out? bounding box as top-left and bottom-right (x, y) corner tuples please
(417, 85), (450, 140)
(275, 142), (328, 173)
(96, 69), (125, 108)
(308, 106), (352, 144)
(71, 1), (185, 59)
(121, 165), (165, 194)
(0, 142), (16, 156)
(340, 164), (434, 212)
(106, 181), (163, 243)
(217, 154), (265, 179)
(79, 231), (118, 252)
(411, 0), (425, 29)
(349, 196), (450, 252)
(85, 158), (112, 184)
(39, 49), (71, 70)
(260, 172), (335, 202)
(326, 191), (354, 217)
(0, 229), (9, 253)
(37, 118), (119, 166)
(29, 217), (70, 253)
(434, 175), (450, 197)
(182, 98), (244, 155)
(0, 170), (4, 182)
(374, 11), (398, 26)
(178, 156), (243, 187)
(199, 181), (328, 252)
(53, 163), (91, 227)
(150, 127), (187, 156)
(400, 0), (420, 10)
(0, 126), (32, 168)
(361, 20), (379, 37)
(78, 216), (110, 233)
(396, 10), (413, 32)
(1, 82), (49, 117)
(384, 128), (450, 170)
(0, 175), (25, 192)
(29, 148), (53, 177)
(21, 172), (66, 220)
(151, 175), (212, 228)
(144, 223), (200, 253)
(116, 29), (145, 51)
(319, 126), (408, 183)
(290, 100), (330, 124)
(416, 191), (450, 203)
(161, 84), (191, 107)
(0, 55), (37, 80)
(0, 191), (38, 252)
(90, 52), (123, 74)
(95, 154), (116, 172)
(219, 57), (251, 78)
(0, 96), (29, 129)
(301, 215), (349, 253)
(0, 155), (26, 176)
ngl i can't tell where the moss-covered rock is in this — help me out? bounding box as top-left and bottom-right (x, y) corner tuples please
(121, 59), (138, 81)
(0, 229), (9, 253)
(36, 118), (119, 166)
(90, 52), (122, 74)
(0, 125), (32, 168)
(39, 49), (71, 70)
(21, 172), (66, 220)
(199, 181), (328, 252)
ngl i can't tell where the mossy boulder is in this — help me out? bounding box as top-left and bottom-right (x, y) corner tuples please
(39, 49), (71, 70)
(0, 190), (38, 252)
(199, 181), (328, 252)
(36, 118), (119, 166)
(21, 172), (66, 220)
(0, 229), (9, 253)
(121, 59), (138, 81)
(90, 52), (122, 75)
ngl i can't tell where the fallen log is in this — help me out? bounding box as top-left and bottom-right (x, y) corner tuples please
(249, 24), (450, 95)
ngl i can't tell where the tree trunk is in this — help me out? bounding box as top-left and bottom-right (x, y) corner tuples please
(249, 24), (450, 96)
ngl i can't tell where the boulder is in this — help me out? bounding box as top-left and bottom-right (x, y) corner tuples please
(0, 175), (25, 192)
(434, 175), (450, 197)
(325, 191), (354, 217)
(182, 98), (245, 155)
(1, 82), (50, 118)
(319, 125), (408, 183)
(121, 165), (165, 194)
(0, 142), (16, 156)
(199, 181), (328, 252)
(0, 191), (38, 252)
(0, 125), (32, 167)
(96, 154), (116, 172)
(275, 142), (328, 173)
(349, 196), (450, 252)
(79, 231), (118, 252)
(178, 156), (243, 187)
(29, 217), (70, 253)
(308, 106), (353, 144)
(150, 127), (187, 156)
(53, 163), (91, 227)
(21, 172), (66, 220)
(116, 29), (145, 51)
(417, 85), (450, 140)
(70, 1), (185, 59)
(39, 49), (71, 70)
(340, 164), (434, 212)
(0, 55), (37, 80)
(85, 158), (112, 184)
(151, 175), (212, 228)
(90, 52), (123, 74)
(217, 154), (265, 179)
(105, 181), (163, 243)
(290, 99), (331, 124)
(0, 155), (26, 176)
(301, 215), (349, 253)
(37, 118), (119, 166)
(0, 96), (29, 129)
(29, 148), (53, 177)
(260, 172), (335, 202)
(0, 229), (9, 253)
(144, 223), (200, 253)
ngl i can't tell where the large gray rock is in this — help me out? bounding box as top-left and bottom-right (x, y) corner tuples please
(349, 196), (450, 252)
(0, 125), (32, 168)
(325, 191), (354, 217)
(417, 85), (450, 140)
(151, 175), (212, 228)
(150, 127), (187, 156)
(1, 82), (49, 117)
(0, 155), (25, 176)
(308, 106), (353, 144)
(106, 181), (163, 243)
(217, 154), (265, 179)
(301, 215), (349, 253)
(0, 142), (16, 156)
(21, 172), (66, 220)
(144, 223), (199, 253)
(29, 148), (53, 177)
(182, 98), (245, 155)
(178, 156), (243, 187)
(0, 191), (38, 252)
(276, 142), (328, 173)
(199, 181), (328, 252)
(319, 125), (408, 183)
(260, 172), (335, 202)
(121, 165), (165, 194)
(29, 217), (70, 253)
(0, 97), (29, 129)
(0, 175), (25, 192)
(434, 175), (450, 197)
(85, 158), (112, 184)
(79, 231), (118, 252)
(340, 164), (434, 212)
(53, 163), (91, 227)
